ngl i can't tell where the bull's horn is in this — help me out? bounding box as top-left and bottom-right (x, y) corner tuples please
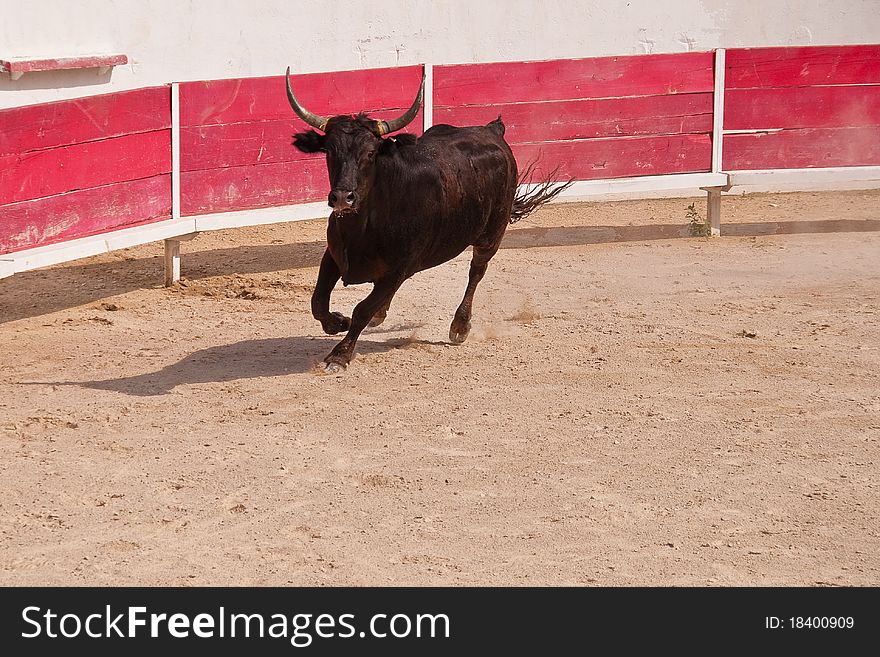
(377, 73), (426, 135)
(285, 67), (329, 132)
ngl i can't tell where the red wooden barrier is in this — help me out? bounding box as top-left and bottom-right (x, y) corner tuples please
(0, 86), (171, 255)
(0, 86), (170, 157)
(723, 45), (880, 170)
(1, 177), (171, 254)
(723, 126), (880, 170)
(433, 94), (713, 145)
(179, 66), (424, 214)
(434, 52), (715, 181)
(724, 86), (880, 131)
(433, 53), (715, 105)
(0, 131), (170, 206)
(3, 45), (878, 264)
(725, 45), (880, 89)
(181, 159), (330, 216)
(514, 135), (712, 180)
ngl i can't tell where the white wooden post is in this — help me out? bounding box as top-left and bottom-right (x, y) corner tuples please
(163, 232), (198, 286)
(711, 49), (726, 177)
(163, 84), (199, 286)
(422, 62), (433, 132)
(171, 82), (181, 222)
(707, 188), (722, 237)
(706, 48), (728, 236)
(164, 238), (181, 287)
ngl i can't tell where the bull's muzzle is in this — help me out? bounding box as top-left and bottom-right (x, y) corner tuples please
(329, 189), (359, 213)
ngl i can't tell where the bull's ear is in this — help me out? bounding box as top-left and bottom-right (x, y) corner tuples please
(293, 130), (325, 153)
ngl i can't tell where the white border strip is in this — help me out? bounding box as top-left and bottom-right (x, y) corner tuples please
(528, 172), (730, 203)
(193, 201), (329, 232)
(727, 166), (880, 192)
(9, 217), (197, 273)
(712, 48), (725, 173)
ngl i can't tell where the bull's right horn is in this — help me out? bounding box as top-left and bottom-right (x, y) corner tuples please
(285, 67), (329, 132)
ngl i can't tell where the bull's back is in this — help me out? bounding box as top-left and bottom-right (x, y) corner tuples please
(413, 122), (516, 264)
(420, 121), (513, 172)
(357, 121), (517, 279)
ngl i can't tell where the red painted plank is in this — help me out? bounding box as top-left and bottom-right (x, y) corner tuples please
(0, 54), (128, 75)
(0, 86), (170, 156)
(0, 130), (171, 205)
(726, 45), (880, 89)
(0, 175), (171, 255)
(723, 126), (880, 170)
(180, 65), (424, 126)
(180, 109), (423, 172)
(180, 158), (329, 214)
(725, 85), (880, 131)
(434, 52), (715, 107)
(434, 93), (713, 144)
(513, 134), (712, 181)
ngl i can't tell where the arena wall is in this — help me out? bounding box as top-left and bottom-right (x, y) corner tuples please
(2, 0), (878, 109)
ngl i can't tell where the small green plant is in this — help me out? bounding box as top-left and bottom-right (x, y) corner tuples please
(686, 202), (710, 237)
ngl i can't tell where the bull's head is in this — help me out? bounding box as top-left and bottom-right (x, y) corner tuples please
(286, 67), (425, 214)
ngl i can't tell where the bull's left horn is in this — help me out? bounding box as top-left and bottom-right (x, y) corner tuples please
(377, 73), (426, 135)
(285, 67), (329, 131)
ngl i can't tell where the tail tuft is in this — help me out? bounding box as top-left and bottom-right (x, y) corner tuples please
(511, 162), (575, 224)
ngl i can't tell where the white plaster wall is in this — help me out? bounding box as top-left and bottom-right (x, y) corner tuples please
(1, 0), (878, 109)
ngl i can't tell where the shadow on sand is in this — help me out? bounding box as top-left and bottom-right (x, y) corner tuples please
(33, 334), (445, 396)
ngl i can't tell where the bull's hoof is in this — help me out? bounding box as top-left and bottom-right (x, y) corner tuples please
(322, 361), (346, 374)
(321, 312), (351, 335)
(449, 321), (471, 345)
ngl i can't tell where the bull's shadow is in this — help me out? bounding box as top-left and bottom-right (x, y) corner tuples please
(62, 334), (434, 396)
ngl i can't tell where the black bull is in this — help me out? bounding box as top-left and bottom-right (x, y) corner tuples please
(286, 68), (571, 372)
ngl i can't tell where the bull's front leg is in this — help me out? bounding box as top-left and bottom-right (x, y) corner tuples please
(312, 249), (350, 335)
(323, 275), (404, 373)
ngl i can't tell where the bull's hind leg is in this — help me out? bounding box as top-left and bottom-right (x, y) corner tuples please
(368, 297), (392, 327)
(312, 249), (350, 335)
(449, 242), (499, 344)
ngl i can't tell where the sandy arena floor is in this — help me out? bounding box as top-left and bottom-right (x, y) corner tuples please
(1, 190), (878, 586)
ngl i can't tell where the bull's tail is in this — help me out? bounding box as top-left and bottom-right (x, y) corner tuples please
(510, 162), (575, 224)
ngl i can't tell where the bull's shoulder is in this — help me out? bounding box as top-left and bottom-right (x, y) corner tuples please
(376, 122), (513, 176)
